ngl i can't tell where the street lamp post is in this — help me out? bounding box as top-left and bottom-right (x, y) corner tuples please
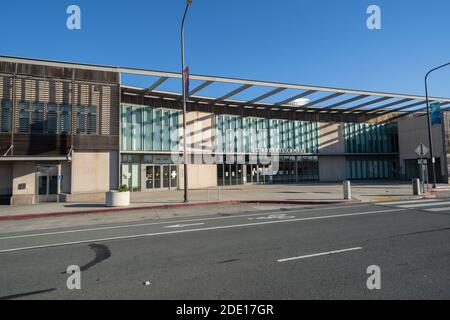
(425, 62), (450, 189)
(181, 0), (192, 203)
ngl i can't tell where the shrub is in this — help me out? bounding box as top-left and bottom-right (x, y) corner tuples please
(118, 185), (129, 193)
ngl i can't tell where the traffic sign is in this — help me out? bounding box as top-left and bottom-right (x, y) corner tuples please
(415, 144), (429, 158)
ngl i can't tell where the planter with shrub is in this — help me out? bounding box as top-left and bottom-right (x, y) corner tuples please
(106, 185), (130, 207)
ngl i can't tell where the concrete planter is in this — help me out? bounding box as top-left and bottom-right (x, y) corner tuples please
(106, 191), (130, 207)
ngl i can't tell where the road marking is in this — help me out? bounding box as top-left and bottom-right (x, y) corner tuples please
(278, 247), (363, 263)
(249, 214), (295, 221)
(378, 199), (438, 206)
(164, 223), (205, 229)
(397, 201), (450, 209)
(0, 209), (405, 254)
(0, 204), (372, 241)
(425, 207), (450, 212)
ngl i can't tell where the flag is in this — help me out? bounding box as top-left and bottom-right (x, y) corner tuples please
(430, 102), (442, 125)
(183, 66), (190, 98)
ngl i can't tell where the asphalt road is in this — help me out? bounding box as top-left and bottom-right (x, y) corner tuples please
(1, 199), (450, 300)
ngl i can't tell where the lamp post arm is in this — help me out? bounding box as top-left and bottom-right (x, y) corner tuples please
(424, 62), (450, 189)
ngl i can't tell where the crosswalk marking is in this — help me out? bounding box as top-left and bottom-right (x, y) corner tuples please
(376, 199), (450, 213)
(379, 199), (438, 206)
(397, 201), (450, 209)
(425, 207), (450, 212)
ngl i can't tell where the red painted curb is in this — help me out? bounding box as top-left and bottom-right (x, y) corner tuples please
(0, 199), (355, 222)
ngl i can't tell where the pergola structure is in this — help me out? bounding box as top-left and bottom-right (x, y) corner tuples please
(2, 55), (449, 121)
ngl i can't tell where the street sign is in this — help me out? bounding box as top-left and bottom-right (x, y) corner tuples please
(415, 144), (429, 158)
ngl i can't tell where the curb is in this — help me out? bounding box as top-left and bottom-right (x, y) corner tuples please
(0, 199), (357, 222)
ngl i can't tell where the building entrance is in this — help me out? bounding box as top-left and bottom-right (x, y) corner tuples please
(144, 165), (178, 190)
(36, 165), (59, 203)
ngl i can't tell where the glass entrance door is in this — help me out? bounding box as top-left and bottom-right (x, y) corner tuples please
(144, 165), (178, 191)
(36, 165), (58, 203)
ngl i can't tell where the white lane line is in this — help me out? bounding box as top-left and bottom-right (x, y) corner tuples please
(397, 201), (450, 209)
(378, 199), (438, 206)
(425, 207), (450, 212)
(0, 204), (372, 241)
(278, 247), (363, 263)
(0, 209), (405, 254)
(164, 223), (205, 229)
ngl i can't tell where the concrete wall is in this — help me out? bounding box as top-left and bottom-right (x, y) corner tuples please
(0, 163), (13, 195)
(72, 151), (119, 194)
(319, 123), (346, 154)
(11, 162), (36, 205)
(179, 164), (217, 190)
(319, 156), (347, 182)
(398, 116), (445, 178)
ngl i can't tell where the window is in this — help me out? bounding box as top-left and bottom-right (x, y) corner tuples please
(76, 105), (97, 135)
(76, 106), (86, 134)
(31, 103), (45, 133)
(0, 100), (12, 133)
(87, 106), (98, 135)
(345, 123), (398, 154)
(18, 102), (31, 133)
(60, 105), (71, 134)
(46, 104), (58, 134)
(121, 104), (180, 152)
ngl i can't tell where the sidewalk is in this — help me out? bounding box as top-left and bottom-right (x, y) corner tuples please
(0, 182), (422, 221)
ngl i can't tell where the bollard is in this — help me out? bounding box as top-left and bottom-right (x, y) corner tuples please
(412, 178), (421, 196)
(343, 181), (352, 200)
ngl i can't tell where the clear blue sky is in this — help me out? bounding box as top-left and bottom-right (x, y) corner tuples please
(1, 0), (449, 98)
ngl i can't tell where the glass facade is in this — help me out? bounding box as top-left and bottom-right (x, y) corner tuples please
(0, 100), (73, 135)
(346, 157), (398, 180)
(344, 123), (399, 180)
(216, 155), (319, 186)
(216, 115), (319, 154)
(0, 100), (12, 133)
(344, 122), (399, 154)
(121, 104), (180, 152)
(121, 154), (178, 192)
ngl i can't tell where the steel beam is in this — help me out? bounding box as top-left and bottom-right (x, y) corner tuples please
(293, 92), (345, 111)
(142, 76), (169, 95)
(215, 84), (253, 103)
(364, 98), (413, 114)
(275, 90), (317, 106)
(342, 97), (392, 113)
(323, 94), (369, 110)
(246, 87), (286, 105)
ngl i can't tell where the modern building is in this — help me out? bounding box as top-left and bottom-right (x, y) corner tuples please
(1, 56), (449, 205)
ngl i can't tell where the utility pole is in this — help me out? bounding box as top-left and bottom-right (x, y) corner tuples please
(425, 62), (450, 189)
(181, 0), (192, 203)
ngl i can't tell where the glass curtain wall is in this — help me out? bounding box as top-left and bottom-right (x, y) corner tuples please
(346, 157), (398, 180)
(344, 123), (399, 153)
(121, 104), (180, 152)
(216, 115), (319, 154)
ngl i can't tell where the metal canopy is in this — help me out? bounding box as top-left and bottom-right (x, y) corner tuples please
(1, 55), (449, 116)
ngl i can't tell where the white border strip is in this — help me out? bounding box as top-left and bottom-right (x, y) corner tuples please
(278, 247), (363, 263)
